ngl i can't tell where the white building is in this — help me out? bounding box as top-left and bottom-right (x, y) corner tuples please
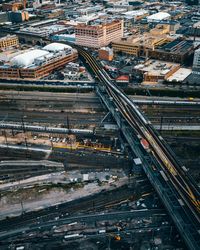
(123, 9), (148, 21)
(147, 12), (171, 22)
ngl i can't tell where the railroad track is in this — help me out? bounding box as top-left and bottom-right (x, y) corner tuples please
(0, 185), (136, 232)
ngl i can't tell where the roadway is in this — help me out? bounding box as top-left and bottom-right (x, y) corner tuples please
(0, 209), (173, 250)
(73, 44), (200, 249)
(0, 209), (166, 240)
(0, 183), (150, 234)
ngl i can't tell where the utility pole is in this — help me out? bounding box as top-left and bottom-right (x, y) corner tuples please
(160, 116), (163, 133)
(64, 159), (68, 171)
(50, 138), (53, 150)
(2, 130), (9, 155)
(3, 130), (8, 148)
(92, 200), (95, 211)
(169, 226), (173, 240)
(20, 200), (24, 215)
(21, 116), (29, 157)
(66, 115), (70, 131)
(11, 128), (14, 137)
(107, 235), (111, 250)
(22, 117), (28, 147)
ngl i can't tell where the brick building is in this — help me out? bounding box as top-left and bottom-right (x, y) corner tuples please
(0, 43), (78, 79)
(134, 60), (180, 84)
(75, 20), (124, 48)
(112, 33), (170, 57)
(98, 47), (113, 61)
(2, 2), (23, 11)
(0, 35), (19, 50)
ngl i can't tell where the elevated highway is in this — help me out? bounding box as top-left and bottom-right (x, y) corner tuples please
(72, 44), (200, 249)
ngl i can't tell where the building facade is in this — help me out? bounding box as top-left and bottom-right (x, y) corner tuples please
(192, 48), (200, 74)
(112, 34), (169, 57)
(134, 60), (180, 84)
(0, 35), (19, 50)
(98, 47), (113, 61)
(113, 35), (195, 64)
(185, 0), (199, 5)
(149, 39), (195, 64)
(8, 11), (29, 23)
(0, 44), (78, 79)
(2, 2), (23, 11)
(75, 20), (124, 48)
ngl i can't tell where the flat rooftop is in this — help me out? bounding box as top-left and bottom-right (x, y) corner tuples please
(167, 68), (192, 82)
(114, 33), (170, 49)
(183, 72), (200, 84)
(0, 35), (17, 42)
(20, 24), (69, 36)
(122, 9), (148, 17)
(0, 43), (73, 69)
(157, 38), (193, 55)
(134, 59), (180, 76)
(29, 18), (58, 27)
(0, 48), (25, 62)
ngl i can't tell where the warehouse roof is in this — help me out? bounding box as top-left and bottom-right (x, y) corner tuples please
(147, 12), (171, 21)
(11, 49), (49, 67)
(43, 43), (72, 52)
(159, 38), (193, 55)
(123, 10), (148, 17)
(134, 60), (180, 77)
(167, 68), (191, 82)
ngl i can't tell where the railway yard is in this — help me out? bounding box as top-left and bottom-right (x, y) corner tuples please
(0, 90), (199, 249)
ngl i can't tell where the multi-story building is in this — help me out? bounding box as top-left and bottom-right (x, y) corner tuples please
(75, 20), (124, 48)
(0, 43), (78, 79)
(8, 11), (29, 23)
(147, 12), (171, 23)
(98, 47), (113, 61)
(192, 48), (200, 74)
(150, 24), (171, 36)
(113, 34), (195, 64)
(112, 33), (170, 57)
(0, 35), (19, 50)
(182, 48), (200, 84)
(186, 0), (199, 5)
(134, 60), (180, 84)
(2, 2), (23, 12)
(149, 38), (195, 64)
(0, 12), (9, 24)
